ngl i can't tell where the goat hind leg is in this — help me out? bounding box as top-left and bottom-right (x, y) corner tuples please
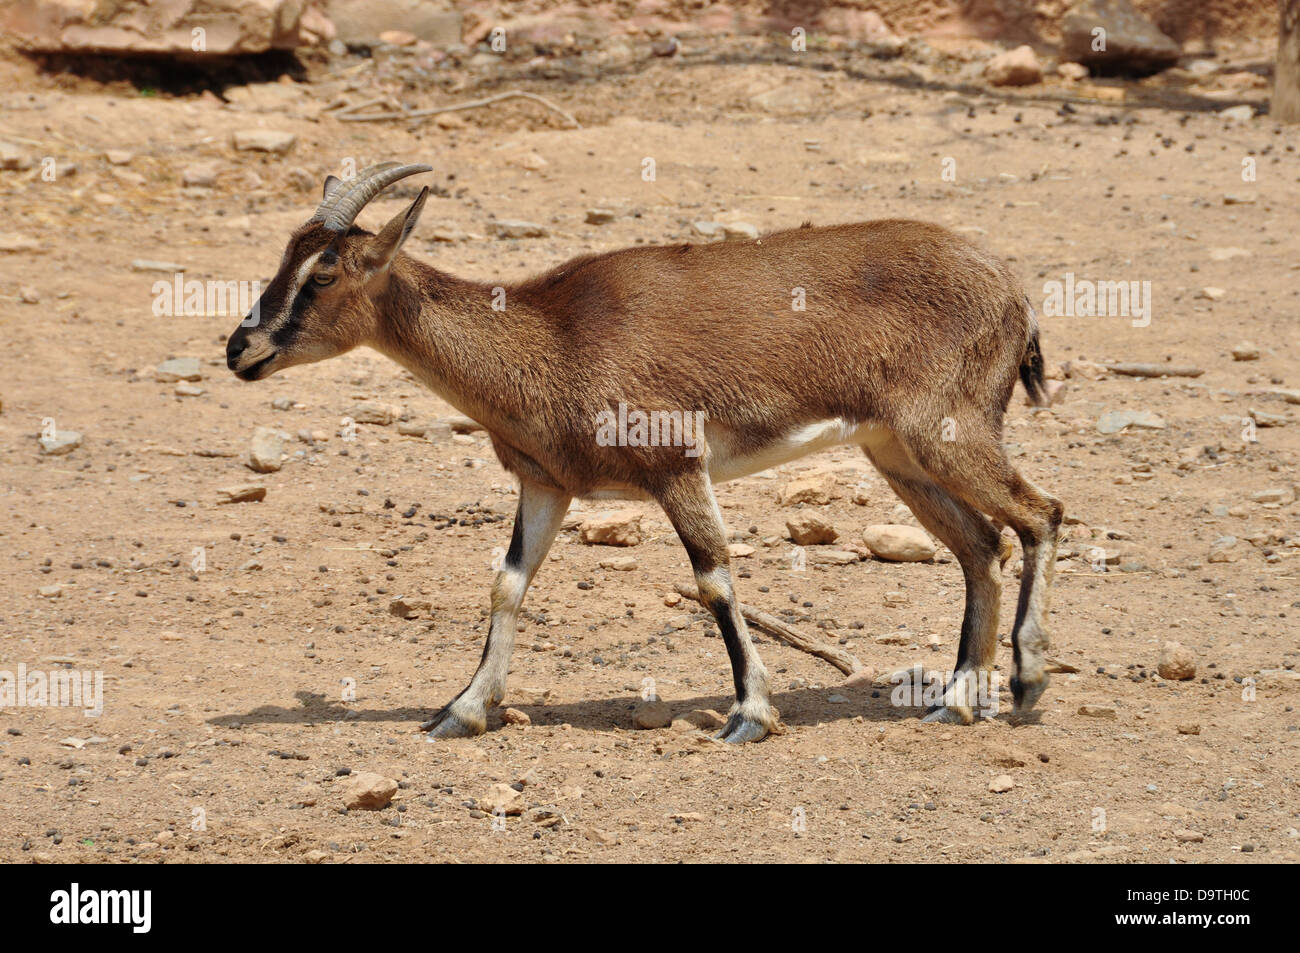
(865, 438), (1003, 725)
(423, 480), (570, 739)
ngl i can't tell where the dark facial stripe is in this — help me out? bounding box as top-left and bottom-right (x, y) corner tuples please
(271, 279), (319, 349)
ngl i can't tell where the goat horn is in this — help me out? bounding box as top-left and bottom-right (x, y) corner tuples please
(311, 162), (432, 232)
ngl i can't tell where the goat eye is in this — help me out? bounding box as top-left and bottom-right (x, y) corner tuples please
(312, 273), (334, 286)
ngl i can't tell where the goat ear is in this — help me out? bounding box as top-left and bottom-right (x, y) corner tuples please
(322, 174), (342, 200)
(364, 187), (429, 272)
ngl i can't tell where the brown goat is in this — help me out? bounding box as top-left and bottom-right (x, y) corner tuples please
(226, 163), (1063, 743)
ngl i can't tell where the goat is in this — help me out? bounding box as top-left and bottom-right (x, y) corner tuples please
(225, 162), (1064, 743)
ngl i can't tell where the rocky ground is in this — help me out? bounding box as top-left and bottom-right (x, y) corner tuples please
(0, 31), (1297, 863)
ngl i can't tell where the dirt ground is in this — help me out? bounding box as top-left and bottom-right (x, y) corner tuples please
(0, 27), (1297, 864)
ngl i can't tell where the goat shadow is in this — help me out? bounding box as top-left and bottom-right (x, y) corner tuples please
(208, 681), (1030, 734)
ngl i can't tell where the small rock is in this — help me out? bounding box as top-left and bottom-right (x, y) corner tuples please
(1176, 723), (1201, 735)
(348, 402), (398, 425)
(984, 45), (1042, 86)
(1250, 487), (1294, 505)
(1096, 410), (1166, 434)
(672, 709), (725, 731)
(728, 543), (756, 558)
(378, 29), (418, 46)
(181, 164), (218, 188)
(232, 129), (297, 154)
(216, 484), (266, 504)
(579, 511), (642, 546)
(174, 382), (203, 397)
(633, 700), (673, 729)
(341, 771), (397, 811)
(598, 556), (638, 571)
(1058, 61), (1089, 80)
(501, 708), (531, 726)
(1231, 342), (1260, 361)
(38, 431), (82, 456)
(777, 473), (839, 506)
(862, 524), (936, 562)
(1157, 641), (1196, 680)
(480, 782), (523, 816)
(388, 597), (432, 620)
(1077, 705), (1117, 719)
(585, 208), (616, 225)
(247, 426), (285, 473)
(989, 774), (1015, 793)
(104, 150), (133, 165)
(1207, 535), (1242, 563)
(490, 220), (549, 239)
(1218, 104), (1254, 122)
(154, 357), (202, 382)
(1173, 829), (1204, 843)
(19, 285), (39, 304)
(786, 512), (838, 545)
(692, 221), (726, 240)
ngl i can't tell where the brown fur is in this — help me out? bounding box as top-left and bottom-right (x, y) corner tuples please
(226, 183), (1063, 742)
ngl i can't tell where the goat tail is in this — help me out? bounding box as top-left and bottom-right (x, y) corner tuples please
(1019, 297), (1050, 408)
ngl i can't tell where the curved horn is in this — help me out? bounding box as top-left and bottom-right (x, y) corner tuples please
(311, 162), (432, 232)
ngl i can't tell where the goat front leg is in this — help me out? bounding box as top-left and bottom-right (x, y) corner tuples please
(655, 473), (779, 743)
(423, 480), (570, 740)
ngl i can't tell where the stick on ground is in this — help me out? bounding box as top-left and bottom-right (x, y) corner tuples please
(338, 89), (581, 128)
(673, 582), (864, 676)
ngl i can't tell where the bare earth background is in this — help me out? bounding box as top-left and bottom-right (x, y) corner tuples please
(0, 16), (1297, 863)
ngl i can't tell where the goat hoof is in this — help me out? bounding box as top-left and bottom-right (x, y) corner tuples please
(421, 704), (485, 741)
(1011, 673), (1049, 713)
(714, 713), (771, 744)
(922, 705), (972, 725)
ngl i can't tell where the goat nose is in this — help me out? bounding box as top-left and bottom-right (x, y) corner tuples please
(226, 336), (247, 370)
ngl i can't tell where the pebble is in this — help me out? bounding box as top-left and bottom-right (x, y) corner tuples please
(585, 208), (616, 225)
(174, 382), (203, 397)
(388, 597), (432, 620)
(988, 774), (1015, 793)
(1173, 829), (1204, 843)
(786, 512), (838, 545)
(490, 220), (549, 239)
(1096, 410), (1167, 434)
(579, 511), (642, 546)
(216, 484), (267, 504)
(723, 222), (760, 241)
(38, 430), (82, 455)
(1077, 705), (1117, 719)
(1231, 342), (1260, 361)
(155, 357), (202, 382)
(598, 556), (638, 571)
(348, 402), (398, 425)
(479, 782), (523, 816)
(633, 699), (673, 729)
(1157, 641), (1197, 680)
(777, 473), (839, 506)
(1218, 104), (1254, 121)
(501, 708), (531, 726)
(342, 772), (398, 811)
(984, 45), (1042, 86)
(247, 427), (285, 473)
(232, 129), (297, 154)
(862, 524), (936, 562)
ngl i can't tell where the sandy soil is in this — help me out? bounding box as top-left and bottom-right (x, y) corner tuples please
(0, 31), (1297, 863)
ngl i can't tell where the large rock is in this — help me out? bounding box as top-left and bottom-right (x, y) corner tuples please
(330, 0), (462, 48)
(247, 426), (285, 473)
(862, 524), (936, 562)
(1, 0), (322, 55)
(1062, 0), (1181, 75)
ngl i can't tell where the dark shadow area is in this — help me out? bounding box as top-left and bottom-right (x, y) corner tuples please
(208, 684), (1020, 733)
(20, 49), (308, 98)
